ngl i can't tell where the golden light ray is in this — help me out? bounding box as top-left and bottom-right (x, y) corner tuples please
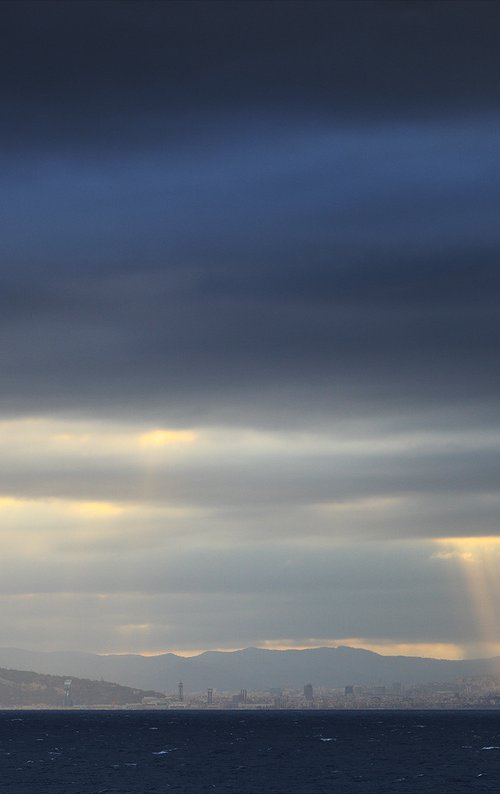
(434, 537), (500, 658)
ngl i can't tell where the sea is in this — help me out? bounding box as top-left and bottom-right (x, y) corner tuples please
(0, 709), (499, 793)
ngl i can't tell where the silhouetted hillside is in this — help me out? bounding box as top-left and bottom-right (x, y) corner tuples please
(0, 667), (162, 707)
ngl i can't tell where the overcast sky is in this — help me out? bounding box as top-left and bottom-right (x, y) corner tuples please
(1, 0), (500, 659)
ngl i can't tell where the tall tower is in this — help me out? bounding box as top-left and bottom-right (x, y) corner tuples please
(63, 679), (73, 707)
(178, 681), (184, 702)
(207, 688), (213, 705)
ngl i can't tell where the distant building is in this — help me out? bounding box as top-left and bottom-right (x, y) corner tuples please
(231, 689), (248, 705)
(207, 688), (213, 705)
(304, 683), (314, 701)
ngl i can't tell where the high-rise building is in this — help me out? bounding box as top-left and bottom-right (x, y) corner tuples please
(304, 683), (314, 701)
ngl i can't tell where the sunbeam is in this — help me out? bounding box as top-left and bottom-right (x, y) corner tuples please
(434, 537), (500, 658)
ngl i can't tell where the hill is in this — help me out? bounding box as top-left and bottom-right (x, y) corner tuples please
(0, 666), (163, 708)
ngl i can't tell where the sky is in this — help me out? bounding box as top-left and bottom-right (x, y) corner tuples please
(1, 0), (500, 660)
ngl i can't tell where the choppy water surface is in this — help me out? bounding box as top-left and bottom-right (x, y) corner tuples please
(0, 709), (499, 792)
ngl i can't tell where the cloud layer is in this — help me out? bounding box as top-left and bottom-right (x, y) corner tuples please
(0, 1), (499, 657)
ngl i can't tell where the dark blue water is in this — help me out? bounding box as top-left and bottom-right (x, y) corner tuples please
(0, 709), (499, 792)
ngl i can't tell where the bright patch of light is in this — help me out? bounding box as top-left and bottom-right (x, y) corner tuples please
(138, 429), (197, 448)
(433, 537), (500, 658)
(70, 501), (125, 518)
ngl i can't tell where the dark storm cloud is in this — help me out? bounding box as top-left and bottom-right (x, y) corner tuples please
(2, 254), (500, 426)
(1, 0), (500, 146)
(1, 112), (499, 426)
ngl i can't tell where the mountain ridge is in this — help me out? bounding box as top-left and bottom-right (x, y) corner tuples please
(0, 645), (499, 693)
